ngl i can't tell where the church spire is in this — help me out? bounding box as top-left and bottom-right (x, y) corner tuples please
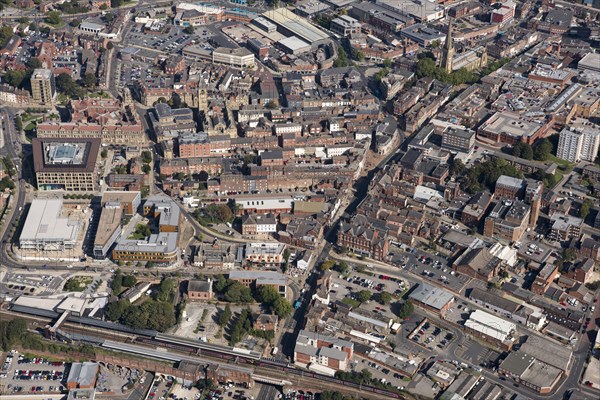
(442, 17), (455, 73)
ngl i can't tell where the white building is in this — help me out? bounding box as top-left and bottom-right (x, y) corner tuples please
(556, 126), (600, 162)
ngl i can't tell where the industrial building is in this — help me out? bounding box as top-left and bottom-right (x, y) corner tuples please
(19, 198), (83, 252)
(32, 138), (100, 192)
(464, 309), (516, 350)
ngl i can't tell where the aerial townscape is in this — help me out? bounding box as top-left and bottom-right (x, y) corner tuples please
(0, 0), (600, 400)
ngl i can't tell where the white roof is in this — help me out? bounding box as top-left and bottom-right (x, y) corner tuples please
(465, 309), (516, 341)
(20, 199), (80, 243)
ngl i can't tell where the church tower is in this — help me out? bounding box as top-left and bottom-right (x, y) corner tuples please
(442, 18), (455, 73)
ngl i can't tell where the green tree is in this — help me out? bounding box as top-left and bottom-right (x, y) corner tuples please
(141, 150), (152, 164)
(69, 18), (81, 27)
(397, 301), (414, 319)
(26, 57), (42, 69)
(334, 261), (349, 275)
(379, 292), (392, 305)
(15, 115), (23, 131)
(122, 275), (137, 287)
(45, 11), (63, 26)
(320, 260), (336, 271)
(183, 25), (195, 34)
(214, 274), (228, 293)
(111, 0), (123, 7)
(333, 45), (349, 68)
(101, 149), (108, 158)
(512, 142), (533, 160)
(357, 290), (372, 304)
(105, 299), (130, 321)
(224, 282), (253, 303)
(533, 139), (552, 161)
(580, 198), (593, 219)
(82, 73), (96, 88)
(383, 58), (392, 68)
(257, 285), (280, 304)
(142, 164), (151, 174)
(111, 271), (123, 294)
(265, 100), (278, 109)
(3, 70), (28, 88)
(218, 304), (232, 327)
(272, 297), (293, 318)
(449, 158), (464, 176)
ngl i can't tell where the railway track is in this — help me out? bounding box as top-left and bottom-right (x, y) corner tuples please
(4, 307), (406, 399)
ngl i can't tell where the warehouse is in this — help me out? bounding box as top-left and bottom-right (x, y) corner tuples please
(464, 309), (516, 350)
(262, 8), (329, 47)
(276, 36), (311, 55)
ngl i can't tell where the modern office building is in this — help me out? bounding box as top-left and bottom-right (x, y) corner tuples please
(30, 68), (56, 105)
(484, 200), (530, 242)
(441, 127), (475, 153)
(32, 138), (100, 191)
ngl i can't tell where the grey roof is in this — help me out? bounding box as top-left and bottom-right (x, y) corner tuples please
(229, 270), (287, 286)
(496, 175), (524, 190)
(66, 362), (99, 387)
(500, 351), (535, 376)
(520, 335), (572, 371)
(469, 287), (521, 314)
(145, 194), (180, 228)
(20, 198), (80, 244)
(408, 283), (454, 310)
(115, 232), (178, 253)
(188, 279), (212, 293)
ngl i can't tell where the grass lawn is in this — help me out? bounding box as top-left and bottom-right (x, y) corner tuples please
(89, 91), (112, 99)
(547, 154), (573, 168)
(24, 122), (36, 142)
(341, 297), (360, 308)
(63, 276), (93, 292)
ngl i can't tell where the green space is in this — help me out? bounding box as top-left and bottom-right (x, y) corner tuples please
(105, 277), (176, 332)
(63, 276), (93, 292)
(546, 154), (573, 168)
(88, 91), (112, 99)
(129, 223), (151, 239)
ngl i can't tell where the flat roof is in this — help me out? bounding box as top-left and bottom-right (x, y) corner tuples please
(520, 335), (572, 371)
(465, 309), (515, 340)
(67, 362), (99, 387)
(115, 232), (178, 254)
(263, 8), (329, 44)
(33, 138), (100, 173)
(520, 360), (562, 390)
(578, 53), (600, 72)
(480, 112), (544, 138)
(20, 198), (81, 244)
(409, 282), (454, 310)
(229, 270), (287, 286)
(101, 191), (141, 207)
(278, 36), (311, 52)
(94, 205), (123, 249)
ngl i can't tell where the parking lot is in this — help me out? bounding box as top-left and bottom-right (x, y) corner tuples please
(147, 374), (174, 400)
(408, 318), (455, 353)
(2, 272), (63, 296)
(0, 352), (67, 395)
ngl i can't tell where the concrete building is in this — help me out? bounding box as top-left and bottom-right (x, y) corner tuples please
(400, 24), (445, 47)
(556, 126), (600, 163)
(478, 112), (549, 145)
(32, 138), (100, 191)
(245, 242), (285, 264)
(494, 175), (525, 199)
(30, 68), (55, 105)
(330, 15), (362, 36)
(212, 47), (255, 68)
(19, 198), (82, 251)
(376, 0), (444, 22)
(499, 351), (562, 394)
(578, 53), (600, 74)
(93, 202), (123, 259)
(484, 200), (530, 242)
(112, 232), (179, 263)
(453, 245), (502, 282)
(549, 213), (583, 242)
(441, 127), (475, 153)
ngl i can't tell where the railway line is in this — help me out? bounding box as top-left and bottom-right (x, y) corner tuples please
(5, 305), (406, 399)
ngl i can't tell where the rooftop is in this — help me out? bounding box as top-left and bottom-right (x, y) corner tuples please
(408, 282), (454, 310)
(20, 199), (81, 244)
(33, 138), (100, 174)
(229, 270), (287, 286)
